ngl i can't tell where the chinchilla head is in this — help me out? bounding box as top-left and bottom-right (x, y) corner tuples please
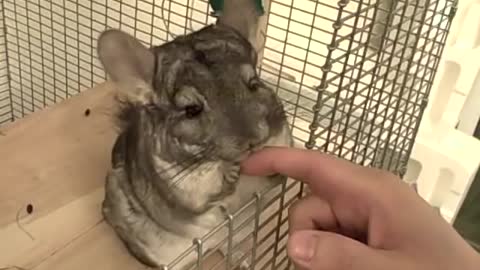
(97, 6), (286, 163)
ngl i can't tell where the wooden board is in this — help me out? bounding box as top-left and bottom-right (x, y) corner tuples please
(0, 82), (295, 270)
(0, 82), (134, 269)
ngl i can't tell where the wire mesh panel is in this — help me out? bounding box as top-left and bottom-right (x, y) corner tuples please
(258, 0), (455, 174)
(0, 3), (10, 124)
(155, 180), (302, 270)
(0, 0), (457, 269)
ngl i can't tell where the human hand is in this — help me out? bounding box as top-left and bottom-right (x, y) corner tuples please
(241, 147), (480, 270)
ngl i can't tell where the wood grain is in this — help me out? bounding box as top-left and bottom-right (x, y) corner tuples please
(0, 82), (120, 268)
(0, 82), (118, 227)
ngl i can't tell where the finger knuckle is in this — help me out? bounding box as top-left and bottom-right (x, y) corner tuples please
(288, 199), (302, 217)
(288, 194), (317, 218)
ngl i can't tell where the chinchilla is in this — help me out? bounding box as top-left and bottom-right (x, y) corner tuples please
(97, 0), (293, 269)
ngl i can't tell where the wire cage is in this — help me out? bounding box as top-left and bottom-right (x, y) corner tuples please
(0, 0), (456, 269)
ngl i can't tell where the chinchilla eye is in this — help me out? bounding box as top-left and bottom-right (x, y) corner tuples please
(184, 104), (203, 118)
(193, 50), (211, 67)
(194, 50), (207, 63)
(248, 77), (263, 92)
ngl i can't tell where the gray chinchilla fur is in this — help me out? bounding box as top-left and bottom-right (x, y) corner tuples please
(97, 0), (293, 269)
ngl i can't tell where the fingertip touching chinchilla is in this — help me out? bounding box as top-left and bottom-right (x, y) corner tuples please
(97, 0), (293, 269)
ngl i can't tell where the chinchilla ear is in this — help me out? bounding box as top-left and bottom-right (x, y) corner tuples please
(97, 29), (156, 105)
(217, 0), (261, 45)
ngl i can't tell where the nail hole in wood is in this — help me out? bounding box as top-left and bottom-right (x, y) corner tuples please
(26, 204), (33, 214)
(84, 109), (91, 116)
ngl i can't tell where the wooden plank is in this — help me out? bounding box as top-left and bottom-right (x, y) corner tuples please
(0, 82), (118, 228)
(0, 188), (104, 268)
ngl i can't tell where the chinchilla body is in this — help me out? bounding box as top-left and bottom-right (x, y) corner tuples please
(97, 0), (293, 269)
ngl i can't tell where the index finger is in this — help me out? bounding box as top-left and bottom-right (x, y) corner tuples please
(240, 147), (380, 199)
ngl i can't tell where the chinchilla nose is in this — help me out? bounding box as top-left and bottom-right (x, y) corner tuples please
(248, 136), (266, 150)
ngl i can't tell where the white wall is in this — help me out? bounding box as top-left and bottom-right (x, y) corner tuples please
(406, 0), (480, 223)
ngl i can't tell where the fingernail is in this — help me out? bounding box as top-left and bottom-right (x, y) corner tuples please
(288, 231), (317, 263)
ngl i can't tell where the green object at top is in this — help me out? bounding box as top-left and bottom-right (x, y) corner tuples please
(208, 0), (265, 16)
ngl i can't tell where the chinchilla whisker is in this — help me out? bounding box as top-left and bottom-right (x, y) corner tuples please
(156, 148), (210, 176)
(169, 152), (212, 186)
(159, 148), (205, 174)
(177, 161), (219, 186)
(177, 156), (217, 185)
(169, 149), (215, 188)
(170, 153), (207, 178)
(169, 161), (205, 188)
(172, 147), (213, 172)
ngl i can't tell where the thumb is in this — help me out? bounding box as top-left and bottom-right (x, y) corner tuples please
(287, 230), (391, 270)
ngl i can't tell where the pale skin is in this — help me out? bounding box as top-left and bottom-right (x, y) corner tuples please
(240, 147), (480, 270)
